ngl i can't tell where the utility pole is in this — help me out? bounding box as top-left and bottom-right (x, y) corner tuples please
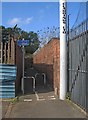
(60, 0), (67, 100)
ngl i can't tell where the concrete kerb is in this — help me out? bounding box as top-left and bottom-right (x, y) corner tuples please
(4, 102), (13, 118)
(0, 97), (19, 118)
(0, 99), (2, 120)
(66, 99), (87, 117)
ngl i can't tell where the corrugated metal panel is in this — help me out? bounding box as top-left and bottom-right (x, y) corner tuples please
(0, 64), (17, 98)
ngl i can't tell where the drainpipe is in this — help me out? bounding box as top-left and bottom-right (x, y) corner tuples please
(60, 0), (67, 100)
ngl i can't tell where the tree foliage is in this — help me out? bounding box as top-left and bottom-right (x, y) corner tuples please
(0, 25), (40, 54)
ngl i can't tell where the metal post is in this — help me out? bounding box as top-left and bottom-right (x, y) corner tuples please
(42, 73), (46, 85)
(22, 38), (24, 94)
(86, 1), (88, 112)
(67, 14), (70, 92)
(32, 77), (35, 92)
(60, 0), (67, 100)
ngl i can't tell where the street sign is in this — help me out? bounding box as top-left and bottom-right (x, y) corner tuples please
(17, 40), (29, 46)
(17, 39), (30, 94)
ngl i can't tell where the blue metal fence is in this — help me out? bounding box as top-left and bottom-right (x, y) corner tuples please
(0, 64), (17, 98)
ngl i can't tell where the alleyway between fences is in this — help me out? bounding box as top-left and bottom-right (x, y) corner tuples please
(1, 1), (88, 120)
(2, 67), (86, 119)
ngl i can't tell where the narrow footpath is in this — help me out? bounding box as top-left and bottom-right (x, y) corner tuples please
(3, 67), (87, 119)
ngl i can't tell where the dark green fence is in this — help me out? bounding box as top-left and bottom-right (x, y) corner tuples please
(68, 19), (88, 112)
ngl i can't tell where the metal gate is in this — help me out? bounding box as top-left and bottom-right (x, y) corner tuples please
(68, 19), (88, 112)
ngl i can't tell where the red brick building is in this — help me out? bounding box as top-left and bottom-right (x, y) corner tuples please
(33, 38), (60, 96)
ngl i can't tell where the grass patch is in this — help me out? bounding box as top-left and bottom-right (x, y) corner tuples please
(10, 97), (19, 104)
(66, 92), (71, 100)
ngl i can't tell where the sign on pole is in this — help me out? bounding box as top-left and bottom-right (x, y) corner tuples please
(17, 40), (29, 46)
(17, 39), (29, 94)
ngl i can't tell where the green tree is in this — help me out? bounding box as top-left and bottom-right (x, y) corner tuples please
(25, 31), (40, 54)
(1, 26), (9, 42)
(0, 25), (40, 54)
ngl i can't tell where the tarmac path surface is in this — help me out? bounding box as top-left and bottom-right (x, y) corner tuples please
(4, 87), (86, 119)
(2, 67), (87, 119)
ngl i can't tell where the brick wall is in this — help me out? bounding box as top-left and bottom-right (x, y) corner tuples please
(33, 38), (60, 96)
